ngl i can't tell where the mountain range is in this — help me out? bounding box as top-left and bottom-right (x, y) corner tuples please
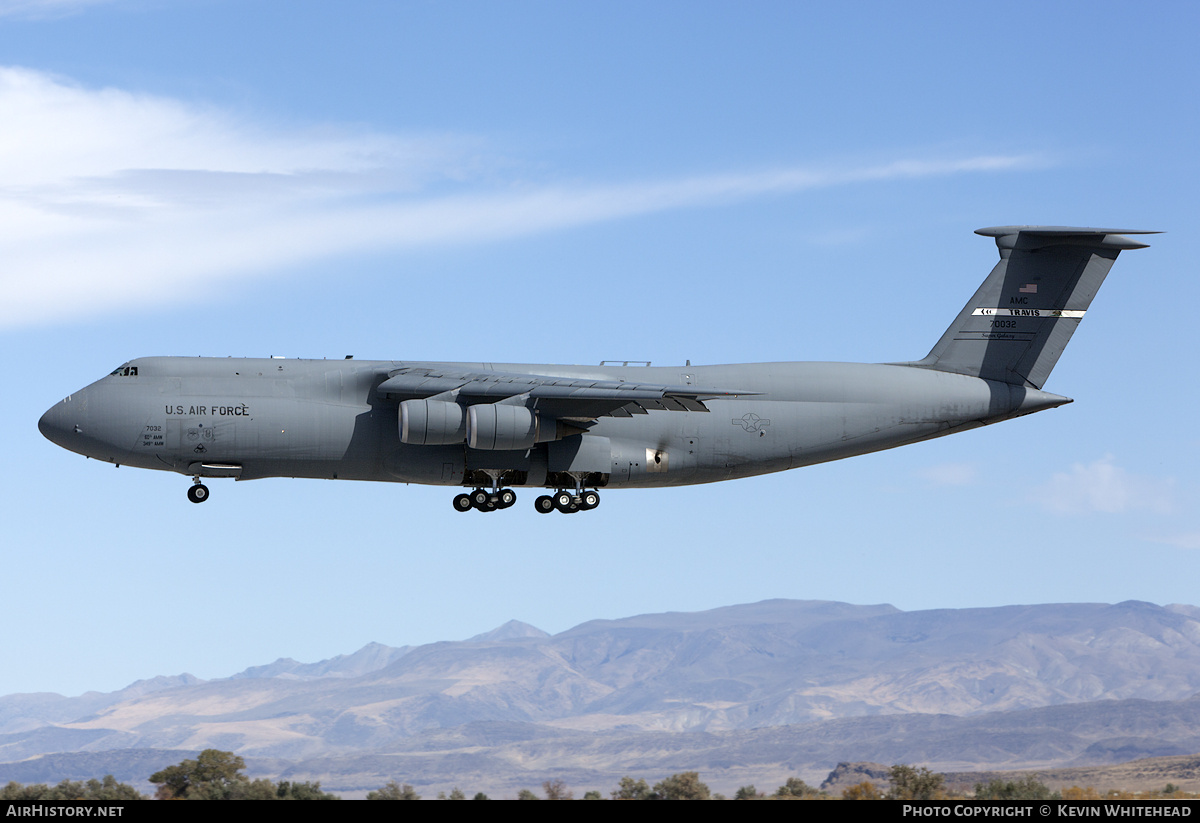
(3, 598), (1199, 795)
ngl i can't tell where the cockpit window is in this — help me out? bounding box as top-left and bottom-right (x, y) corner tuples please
(109, 364), (139, 377)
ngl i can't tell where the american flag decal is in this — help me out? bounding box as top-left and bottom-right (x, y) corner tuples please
(1019, 283), (1038, 293)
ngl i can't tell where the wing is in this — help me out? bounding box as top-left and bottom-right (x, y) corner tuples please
(375, 366), (756, 421)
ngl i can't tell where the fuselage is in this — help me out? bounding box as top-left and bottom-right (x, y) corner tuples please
(38, 356), (1068, 492)
(36, 226), (1149, 512)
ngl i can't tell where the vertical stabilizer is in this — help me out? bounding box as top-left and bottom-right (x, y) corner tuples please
(912, 226), (1157, 388)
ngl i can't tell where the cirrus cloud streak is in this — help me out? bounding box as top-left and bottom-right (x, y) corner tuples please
(0, 67), (1044, 329)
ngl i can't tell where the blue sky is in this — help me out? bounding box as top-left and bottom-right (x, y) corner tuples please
(2, 0), (1197, 697)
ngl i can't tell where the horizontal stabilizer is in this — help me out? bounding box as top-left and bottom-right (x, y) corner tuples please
(976, 226), (1158, 250)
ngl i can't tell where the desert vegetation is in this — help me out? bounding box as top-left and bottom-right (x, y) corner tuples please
(4, 751), (1199, 800)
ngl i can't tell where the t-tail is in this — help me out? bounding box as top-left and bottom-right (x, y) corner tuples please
(911, 226), (1158, 389)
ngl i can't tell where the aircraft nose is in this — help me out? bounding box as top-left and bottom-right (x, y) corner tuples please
(38, 397), (82, 450)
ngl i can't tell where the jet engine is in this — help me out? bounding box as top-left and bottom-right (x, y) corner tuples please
(467, 404), (541, 450)
(399, 399), (466, 445)
(401, 398), (586, 450)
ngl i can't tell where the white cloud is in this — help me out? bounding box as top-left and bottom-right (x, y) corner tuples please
(0, 67), (463, 192)
(0, 66), (1044, 329)
(1035, 455), (1174, 515)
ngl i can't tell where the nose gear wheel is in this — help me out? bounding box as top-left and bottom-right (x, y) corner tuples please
(187, 476), (210, 504)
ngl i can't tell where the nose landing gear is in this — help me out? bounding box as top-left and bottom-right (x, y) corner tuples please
(187, 477), (210, 504)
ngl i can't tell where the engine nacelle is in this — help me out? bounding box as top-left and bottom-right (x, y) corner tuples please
(467, 404), (540, 451)
(400, 399), (466, 445)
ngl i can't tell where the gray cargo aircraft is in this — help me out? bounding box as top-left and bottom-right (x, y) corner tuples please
(39, 226), (1154, 513)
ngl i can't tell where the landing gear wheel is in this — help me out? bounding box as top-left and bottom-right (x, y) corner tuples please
(187, 484), (210, 504)
(553, 490), (575, 513)
(497, 488), (517, 509)
(535, 495), (555, 514)
(453, 493), (473, 512)
(470, 489), (492, 511)
(579, 490), (600, 510)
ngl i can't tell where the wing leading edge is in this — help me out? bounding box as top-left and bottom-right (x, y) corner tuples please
(375, 367), (757, 420)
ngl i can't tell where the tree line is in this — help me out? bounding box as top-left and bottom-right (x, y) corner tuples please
(3, 751), (1195, 800)
(1, 750), (337, 801)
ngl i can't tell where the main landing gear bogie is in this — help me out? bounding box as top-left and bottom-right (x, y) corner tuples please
(453, 488), (602, 513)
(534, 490), (600, 514)
(453, 488), (518, 513)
